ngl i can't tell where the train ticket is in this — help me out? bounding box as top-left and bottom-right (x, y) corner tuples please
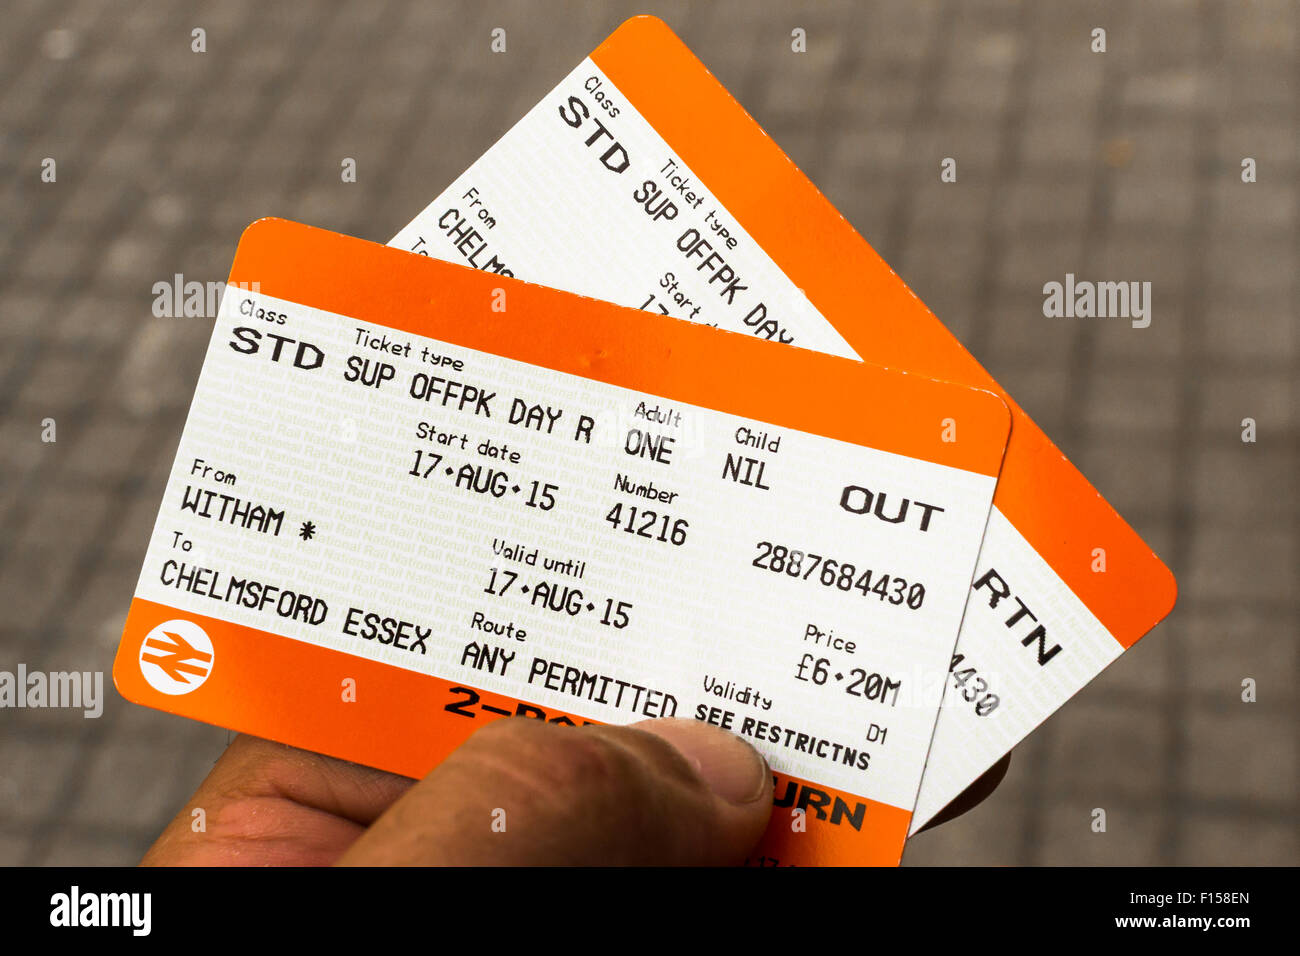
(389, 15), (1177, 832)
(115, 219), (1011, 865)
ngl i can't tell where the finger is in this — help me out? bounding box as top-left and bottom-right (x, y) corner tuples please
(338, 717), (773, 866)
(143, 735), (415, 866)
(913, 753), (1011, 833)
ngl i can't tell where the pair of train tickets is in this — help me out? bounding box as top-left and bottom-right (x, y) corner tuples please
(115, 17), (1175, 865)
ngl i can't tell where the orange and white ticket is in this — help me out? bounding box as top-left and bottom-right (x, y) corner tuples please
(389, 16), (1177, 833)
(115, 218), (1010, 865)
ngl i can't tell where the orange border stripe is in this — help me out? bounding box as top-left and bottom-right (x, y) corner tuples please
(116, 598), (912, 865)
(592, 16), (1175, 647)
(228, 218), (1010, 477)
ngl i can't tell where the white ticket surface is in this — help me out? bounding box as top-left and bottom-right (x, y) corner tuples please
(130, 282), (1003, 817)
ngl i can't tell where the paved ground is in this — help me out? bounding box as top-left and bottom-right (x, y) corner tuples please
(0, 0), (1295, 865)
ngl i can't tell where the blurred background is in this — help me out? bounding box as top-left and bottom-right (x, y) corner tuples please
(0, 0), (1295, 865)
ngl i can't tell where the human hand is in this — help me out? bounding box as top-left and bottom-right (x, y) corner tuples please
(144, 717), (773, 866)
(144, 716), (1008, 864)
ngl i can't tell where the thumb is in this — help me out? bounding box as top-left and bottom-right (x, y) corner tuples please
(338, 717), (773, 865)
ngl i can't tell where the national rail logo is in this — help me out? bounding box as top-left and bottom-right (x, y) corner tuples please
(138, 619), (214, 695)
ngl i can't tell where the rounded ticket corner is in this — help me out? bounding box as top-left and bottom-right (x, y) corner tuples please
(613, 14), (677, 42)
(110, 640), (142, 704)
(236, 216), (353, 260)
(945, 381), (1013, 456)
(1159, 564), (1179, 618)
(888, 367), (1013, 431)
(1145, 559), (1179, 635)
(242, 215), (291, 234)
(971, 384), (1013, 434)
(237, 216), (299, 247)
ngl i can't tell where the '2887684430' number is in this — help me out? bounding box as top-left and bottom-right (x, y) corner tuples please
(751, 541), (925, 610)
